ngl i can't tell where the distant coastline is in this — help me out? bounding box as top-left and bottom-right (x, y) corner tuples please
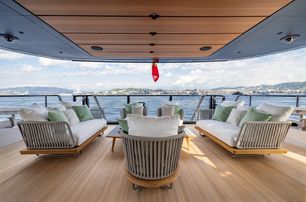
(0, 81), (305, 95)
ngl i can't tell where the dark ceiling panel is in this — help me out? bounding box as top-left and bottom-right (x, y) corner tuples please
(1, 0), (304, 63)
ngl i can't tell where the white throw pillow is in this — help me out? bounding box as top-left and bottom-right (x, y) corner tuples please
(19, 104), (48, 121)
(226, 108), (248, 126)
(256, 102), (293, 121)
(237, 105), (250, 111)
(47, 104), (66, 111)
(131, 106), (144, 115)
(62, 109), (80, 125)
(162, 101), (180, 109)
(221, 100), (245, 107)
(60, 101), (82, 109)
(161, 105), (175, 116)
(127, 114), (180, 137)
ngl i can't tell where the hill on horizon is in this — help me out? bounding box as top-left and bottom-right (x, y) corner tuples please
(0, 81), (305, 94)
(0, 86), (74, 95)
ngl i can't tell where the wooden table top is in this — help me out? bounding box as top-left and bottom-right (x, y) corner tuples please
(105, 125), (197, 138)
(106, 125), (125, 138)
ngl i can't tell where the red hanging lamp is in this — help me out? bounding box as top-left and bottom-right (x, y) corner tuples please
(152, 58), (159, 82)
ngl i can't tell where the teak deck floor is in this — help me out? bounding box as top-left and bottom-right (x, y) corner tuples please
(0, 125), (306, 202)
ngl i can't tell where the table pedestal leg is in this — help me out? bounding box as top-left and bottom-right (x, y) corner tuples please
(111, 137), (116, 152)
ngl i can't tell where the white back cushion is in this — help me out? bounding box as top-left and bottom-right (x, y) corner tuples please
(19, 104), (48, 121)
(226, 108), (248, 126)
(60, 101), (82, 109)
(221, 100), (244, 107)
(127, 114), (180, 137)
(131, 106), (144, 115)
(256, 103), (293, 121)
(161, 105), (175, 116)
(63, 109), (80, 125)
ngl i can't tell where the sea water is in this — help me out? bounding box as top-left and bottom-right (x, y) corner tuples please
(0, 95), (305, 122)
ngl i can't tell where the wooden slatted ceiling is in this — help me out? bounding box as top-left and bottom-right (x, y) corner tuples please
(17, 0), (291, 16)
(17, 0), (292, 60)
(38, 17), (266, 34)
(65, 34), (240, 45)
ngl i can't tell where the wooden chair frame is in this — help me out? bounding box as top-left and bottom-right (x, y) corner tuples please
(18, 121), (107, 156)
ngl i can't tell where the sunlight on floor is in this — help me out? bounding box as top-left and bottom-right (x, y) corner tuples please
(285, 151), (306, 164)
(186, 141), (217, 169)
(219, 171), (232, 178)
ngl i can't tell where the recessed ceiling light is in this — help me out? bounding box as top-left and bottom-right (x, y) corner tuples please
(200, 46), (212, 51)
(149, 32), (157, 36)
(280, 34), (300, 44)
(149, 13), (160, 20)
(0, 34), (19, 43)
(91, 46), (103, 51)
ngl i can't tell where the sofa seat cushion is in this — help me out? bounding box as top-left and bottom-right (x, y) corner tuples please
(70, 119), (107, 146)
(196, 120), (240, 147)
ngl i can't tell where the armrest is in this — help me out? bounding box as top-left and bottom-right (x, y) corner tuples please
(236, 121), (291, 149)
(17, 121), (76, 149)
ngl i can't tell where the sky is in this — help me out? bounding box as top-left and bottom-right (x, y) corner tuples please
(0, 47), (306, 91)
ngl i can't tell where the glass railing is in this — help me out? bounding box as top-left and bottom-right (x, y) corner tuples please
(0, 94), (305, 123)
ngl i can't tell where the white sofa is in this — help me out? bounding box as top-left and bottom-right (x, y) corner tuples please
(196, 120), (240, 147)
(71, 119), (107, 145)
(195, 102), (293, 156)
(18, 104), (107, 156)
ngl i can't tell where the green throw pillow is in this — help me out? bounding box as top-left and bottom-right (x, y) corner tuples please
(212, 105), (234, 122)
(174, 105), (181, 116)
(239, 108), (272, 127)
(118, 119), (129, 133)
(72, 105), (94, 122)
(48, 110), (69, 123)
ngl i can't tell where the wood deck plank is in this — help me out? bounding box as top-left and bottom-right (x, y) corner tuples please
(0, 125), (306, 202)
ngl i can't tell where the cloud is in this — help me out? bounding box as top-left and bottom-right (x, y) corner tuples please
(38, 57), (72, 67)
(58, 63), (151, 77)
(21, 65), (42, 72)
(173, 50), (306, 88)
(0, 49), (25, 60)
(1, 46), (306, 90)
(165, 72), (173, 77)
